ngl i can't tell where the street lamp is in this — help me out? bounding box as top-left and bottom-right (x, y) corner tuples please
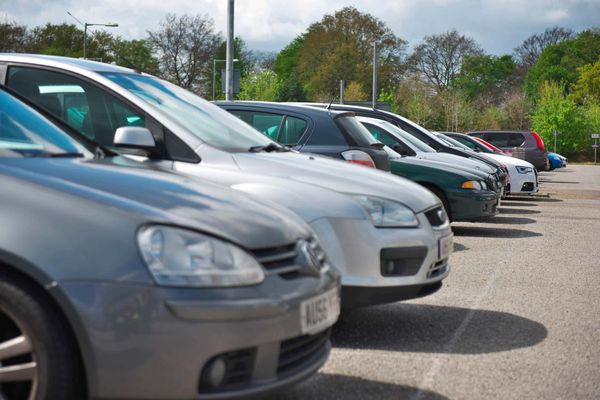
(83, 22), (118, 59)
(213, 58), (238, 100)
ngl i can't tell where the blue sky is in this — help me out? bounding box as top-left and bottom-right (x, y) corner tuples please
(2, 0), (599, 54)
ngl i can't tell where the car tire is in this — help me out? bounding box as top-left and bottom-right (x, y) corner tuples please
(422, 184), (452, 222)
(0, 272), (84, 400)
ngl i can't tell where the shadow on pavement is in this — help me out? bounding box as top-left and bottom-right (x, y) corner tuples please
(500, 201), (538, 207)
(479, 216), (536, 225)
(453, 242), (468, 252)
(451, 226), (542, 238)
(332, 304), (547, 355)
(504, 196), (563, 203)
(272, 373), (449, 400)
(499, 207), (541, 215)
(539, 180), (579, 184)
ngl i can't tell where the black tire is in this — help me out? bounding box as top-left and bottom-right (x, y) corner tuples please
(0, 272), (84, 400)
(422, 184), (452, 222)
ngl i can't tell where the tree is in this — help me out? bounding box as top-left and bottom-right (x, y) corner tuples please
(504, 91), (531, 130)
(213, 36), (254, 100)
(147, 14), (221, 95)
(572, 59), (600, 105)
(0, 21), (27, 52)
(295, 7), (407, 99)
(409, 30), (483, 93)
(514, 27), (575, 68)
(27, 23), (85, 57)
(237, 70), (280, 101)
(112, 39), (159, 74)
(525, 30), (600, 101)
(343, 81), (368, 101)
(453, 54), (516, 106)
(531, 81), (588, 152)
(273, 36), (307, 101)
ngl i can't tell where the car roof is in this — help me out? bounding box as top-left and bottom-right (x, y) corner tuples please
(216, 100), (353, 118)
(0, 53), (136, 74)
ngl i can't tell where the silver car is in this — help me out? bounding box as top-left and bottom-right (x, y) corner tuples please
(0, 54), (452, 308)
(0, 88), (340, 399)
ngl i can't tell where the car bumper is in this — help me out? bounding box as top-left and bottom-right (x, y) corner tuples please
(309, 213), (451, 307)
(447, 189), (499, 221)
(56, 275), (339, 400)
(506, 170), (539, 195)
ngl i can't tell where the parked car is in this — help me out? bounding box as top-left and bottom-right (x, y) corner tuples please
(468, 130), (549, 171)
(0, 87), (341, 400)
(472, 136), (511, 155)
(0, 54), (452, 308)
(438, 132), (539, 195)
(301, 103), (509, 189)
(548, 152), (567, 169)
(217, 101), (391, 171)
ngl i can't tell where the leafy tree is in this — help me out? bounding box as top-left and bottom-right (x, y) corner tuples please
(525, 30), (600, 101)
(213, 36), (254, 99)
(147, 13), (222, 95)
(276, 72), (306, 101)
(112, 38), (159, 74)
(237, 70), (280, 101)
(27, 23), (84, 57)
(0, 21), (28, 52)
(514, 27), (575, 68)
(295, 7), (407, 99)
(572, 59), (600, 105)
(454, 54), (516, 106)
(273, 35), (305, 79)
(531, 81), (588, 152)
(474, 106), (507, 130)
(504, 91), (531, 130)
(409, 30), (483, 93)
(343, 81), (368, 101)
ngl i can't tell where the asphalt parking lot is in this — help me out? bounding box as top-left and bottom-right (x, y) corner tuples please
(277, 164), (600, 399)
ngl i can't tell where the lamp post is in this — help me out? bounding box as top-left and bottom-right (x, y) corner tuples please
(372, 42), (378, 109)
(212, 58), (239, 100)
(83, 22), (118, 59)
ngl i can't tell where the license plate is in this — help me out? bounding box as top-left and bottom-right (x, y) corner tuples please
(300, 288), (340, 335)
(438, 234), (453, 260)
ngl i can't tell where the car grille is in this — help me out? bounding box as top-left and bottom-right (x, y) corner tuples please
(277, 329), (331, 376)
(424, 206), (448, 227)
(521, 182), (535, 192)
(251, 238), (326, 279)
(198, 348), (256, 393)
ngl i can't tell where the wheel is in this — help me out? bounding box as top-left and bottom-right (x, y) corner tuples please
(0, 273), (83, 400)
(422, 184), (452, 222)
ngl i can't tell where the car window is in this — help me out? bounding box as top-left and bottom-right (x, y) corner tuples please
(0, 89), (90, 157)
(335, 116), (378, 146)
(280, 116), (307, 145)
(229, 110), (283, 141)
(483, 132), (508, 147)
(508, 133), (525, 147)
(6, 66), (145, 149)
(450, 135), (477, 149)
(364, 124), (398, 147)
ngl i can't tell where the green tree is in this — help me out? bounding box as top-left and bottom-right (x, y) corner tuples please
(531, 81), (588, 152)
(343, 81), (368, 101)
(525, 30), (600, 101)
(454, 54), (516, 106)
(213, 36), (254, 99)
(27, 23), (85, 57)
(237, 70), (280, 101)
(0, 21), (27, 52)
(295, 7), (407, 99)
(273, 36), (307, 101)
(112, 38), (159, 74)
(572, 59), (600, 104)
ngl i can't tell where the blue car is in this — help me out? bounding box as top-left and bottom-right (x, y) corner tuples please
(548, 152), (567, 170)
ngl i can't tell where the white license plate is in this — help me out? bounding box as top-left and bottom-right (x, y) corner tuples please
(438, 234), (453, 260)
(300, 288), (340, 335)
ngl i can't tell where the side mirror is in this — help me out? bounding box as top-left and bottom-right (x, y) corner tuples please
(392, 143), (413, 157)
(114, 126), (156, 149)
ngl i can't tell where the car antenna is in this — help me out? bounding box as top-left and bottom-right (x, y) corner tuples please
(326, 99), (333, 116)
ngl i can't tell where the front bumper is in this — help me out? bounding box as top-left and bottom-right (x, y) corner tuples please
(447, 189), (499, 221)
(309, 212), (451, 307)
(57, 274), (339, 400)
(506, 168), (539, 195)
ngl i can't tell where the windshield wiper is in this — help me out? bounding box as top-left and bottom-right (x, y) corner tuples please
(248, 143), (287, 153)
(40, 152), (85, 158)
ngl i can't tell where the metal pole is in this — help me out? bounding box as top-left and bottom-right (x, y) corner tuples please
(595, 138), (598, 165)
(371, 43), (377, 109)
(339, 80), (344, 104)
(225, 0), (235, 101)
(212, 59), (216, 100)
(83, 23), (88, 59)
(553, 130), (557, 153)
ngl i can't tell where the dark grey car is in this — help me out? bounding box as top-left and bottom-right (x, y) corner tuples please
(0, 89), (340, 399)
(468, 130), (549, 171)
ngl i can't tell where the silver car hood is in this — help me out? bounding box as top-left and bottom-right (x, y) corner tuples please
(416, 153), (495, 174)
(483, 153), (534, 168)
(231, 152), (439, 213)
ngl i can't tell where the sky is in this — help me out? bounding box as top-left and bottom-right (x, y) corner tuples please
(2, 0), (599, 55)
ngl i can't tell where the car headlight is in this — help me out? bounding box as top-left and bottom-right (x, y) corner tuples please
(353, 195), (418, 227)
(137, 226), (264, 287)
(516, 166), (534, 174)
(461, 180), (484, 190)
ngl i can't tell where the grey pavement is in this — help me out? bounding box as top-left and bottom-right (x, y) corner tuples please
(275, 164), (600, 400)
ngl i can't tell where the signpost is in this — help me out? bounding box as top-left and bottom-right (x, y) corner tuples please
(553, 130), (558, 153)
(593, 133), (600, 164)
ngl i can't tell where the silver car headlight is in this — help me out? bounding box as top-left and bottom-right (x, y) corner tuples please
(516, 166), (534, 174)
(137, 226), (264, 287)
(353, 195), (418, 227)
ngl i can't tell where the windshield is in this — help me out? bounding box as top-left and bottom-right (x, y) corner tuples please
(100, 72), (273, 152)
(437, 133), (472, 150)
(0, 90), (90, 158)
(382, 122), (436, 153)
